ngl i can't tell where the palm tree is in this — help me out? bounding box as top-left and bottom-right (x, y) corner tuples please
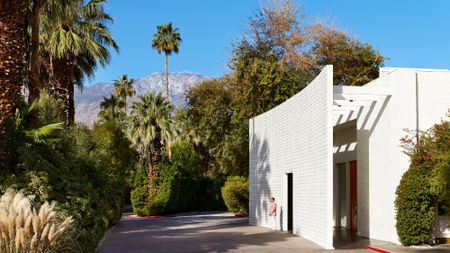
(0, 0), (27, 127)
(0, 0), (28, 167)
(127, 92), (176, 198)
(98, 95), (125, 122)
(151, 22), (182, 102)
(41, 0), (119, 125)
(112, 74), (136, 113)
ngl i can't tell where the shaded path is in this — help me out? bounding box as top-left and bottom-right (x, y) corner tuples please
(97, 211), (450, 253)
(97, 212), (369, 253)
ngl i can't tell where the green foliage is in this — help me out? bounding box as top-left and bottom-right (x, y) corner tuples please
(221, 176), (249, 215)
(151, 22), (182, 55)
(131, 141), (226, 215)
(310, 28), (385, 86)
(395, 165), (435, 246)
(130, 165), (150, 216)
(395, 118), (450, 245)
(1, 93), (136, 252)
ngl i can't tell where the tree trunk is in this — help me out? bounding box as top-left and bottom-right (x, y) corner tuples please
(53, 56), (74, 125)
(165, 53), (169, 102)
(68, 78), (75, 124)
(146, 128), (163, 200)
(28, 0), (40, 103)
(0, 0), (27, 168)
(0, 0), (27, 127)
(165, 52), (172, 160)
(28, 0), (41, 127)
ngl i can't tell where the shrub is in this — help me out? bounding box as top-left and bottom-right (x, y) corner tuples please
(130, 165), (150, 216)
(0, 188), (75, 252)
(395, 165), (435, 245)
(221, 176), (249, 215)
(131, 141), (226, 215)
(395, 119), (450, 245)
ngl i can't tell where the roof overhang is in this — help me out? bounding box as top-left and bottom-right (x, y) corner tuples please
(332, 86), (392, 127)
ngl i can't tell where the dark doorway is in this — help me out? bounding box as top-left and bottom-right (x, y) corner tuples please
(287, 173), (293, 233)
(349, 160), (357, 232)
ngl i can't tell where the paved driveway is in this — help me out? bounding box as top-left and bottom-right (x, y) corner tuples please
(98, 212), (366, 253)
(97, 212), (450, 253)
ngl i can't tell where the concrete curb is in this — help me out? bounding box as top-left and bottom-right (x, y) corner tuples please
(95, 222), (119, 252)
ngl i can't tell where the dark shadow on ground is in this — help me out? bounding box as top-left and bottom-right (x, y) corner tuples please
(97, 212), (327, 253)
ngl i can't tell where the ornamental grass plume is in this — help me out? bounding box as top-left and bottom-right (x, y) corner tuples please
(0, 188), (74, 253)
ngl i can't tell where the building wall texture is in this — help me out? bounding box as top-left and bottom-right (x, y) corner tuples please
(357, 69), (450, 243)
(249, 66), (334, 249)
(249, 66), (450, 248)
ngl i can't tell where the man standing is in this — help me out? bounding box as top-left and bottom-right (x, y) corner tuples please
(268, 197), (277, 230)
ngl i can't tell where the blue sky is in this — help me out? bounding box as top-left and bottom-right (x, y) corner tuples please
(89, 0), (450, 85)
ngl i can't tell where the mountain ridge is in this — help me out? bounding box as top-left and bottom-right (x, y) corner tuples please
(75, 72), (209, 126)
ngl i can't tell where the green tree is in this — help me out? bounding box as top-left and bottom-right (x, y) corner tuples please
(112, 74), (135, 113)
(185, 79), (233, 174)
(151, 22), (182, 102)
(98, 95), (126, 122)
(41, 0), (119, 124)
(309, 28), (385, 86)
(127, 92), (176, 199)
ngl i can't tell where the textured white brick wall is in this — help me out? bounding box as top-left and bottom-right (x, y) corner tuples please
(358, 68), (450, 244)
(249, 66), (334, 249)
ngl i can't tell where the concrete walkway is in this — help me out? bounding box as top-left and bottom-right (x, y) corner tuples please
(97, 212), (450, 253)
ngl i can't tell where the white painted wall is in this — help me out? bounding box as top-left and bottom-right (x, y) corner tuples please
(250, 66), (450, 248)
(357, 68), (450, 244)
(249, 66), (334, 249)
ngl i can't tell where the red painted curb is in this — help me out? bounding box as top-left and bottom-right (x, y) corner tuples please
(127, 214), (161, 219)
(364, 245), (393, 253)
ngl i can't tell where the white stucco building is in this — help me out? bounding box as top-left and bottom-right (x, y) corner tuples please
(249, 65), (450, 249)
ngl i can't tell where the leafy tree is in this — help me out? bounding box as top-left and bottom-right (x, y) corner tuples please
(309, 28), (385, 86)
(112, 74), (135, 113)
(127, 92), (176, 199)
(151, 22), (182, 101)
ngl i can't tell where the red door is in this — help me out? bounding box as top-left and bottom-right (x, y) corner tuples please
(349, 160), (357, 231)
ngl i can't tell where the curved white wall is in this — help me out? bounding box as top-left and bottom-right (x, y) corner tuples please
(249, 66), (334, 249)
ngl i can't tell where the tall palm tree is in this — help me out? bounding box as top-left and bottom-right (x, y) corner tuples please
(112, 74), (135, 113)
(98, 95), (125, 122)
(0, 0), (27, 167)
(41, 0), (118, 125)
(151, 22), (181, 102)
(127, 92), (176, 198)
(0, 0), (27, 127)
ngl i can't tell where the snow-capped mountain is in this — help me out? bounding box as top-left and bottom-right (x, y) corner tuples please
(75, 72), (209, 126)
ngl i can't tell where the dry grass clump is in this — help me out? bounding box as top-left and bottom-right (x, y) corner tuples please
(0, 188), (74, 253)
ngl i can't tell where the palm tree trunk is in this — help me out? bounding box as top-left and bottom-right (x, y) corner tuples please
(165, 52), (172, 160)
(0, 0), (27, 126)
(29, 0), (40, 102)
(0, 0), (27, 167)
(147, 129), (163, 208)
(68, 78), (75, 124)
(53, 57), (74, 125)
(28, 0), (41, 127)
(165, 52), (169, 102)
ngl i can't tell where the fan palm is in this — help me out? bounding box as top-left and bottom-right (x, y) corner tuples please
(112, 74), (136, 113)
(127, 92), (176, 197)
(41, 0), (119, 125)
(98, 95), (125, 122)
(151, 22), (181, 102)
